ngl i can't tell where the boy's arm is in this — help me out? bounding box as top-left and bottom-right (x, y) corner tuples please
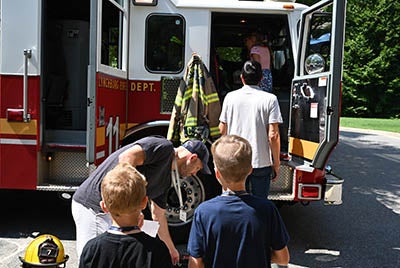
(188, 256), (205, 268)
(271, 246), (290, 266)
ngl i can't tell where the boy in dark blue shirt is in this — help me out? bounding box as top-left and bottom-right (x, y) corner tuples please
(187, 135), (290, 268)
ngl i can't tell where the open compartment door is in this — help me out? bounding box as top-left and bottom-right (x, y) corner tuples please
(87, 0), (129, 165)
(289, 0), (346, 169)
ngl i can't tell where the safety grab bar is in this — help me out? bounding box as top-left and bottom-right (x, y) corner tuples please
(23, 49), (32, 122)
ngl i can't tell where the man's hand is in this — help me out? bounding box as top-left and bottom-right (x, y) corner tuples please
(150, 200), (179, 266)
(271, 161), (280, 182)
(170, 247), (180, 266)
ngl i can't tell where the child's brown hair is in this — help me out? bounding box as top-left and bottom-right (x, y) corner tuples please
(101, 163), (147, 215)
(211, 135), (252, 182)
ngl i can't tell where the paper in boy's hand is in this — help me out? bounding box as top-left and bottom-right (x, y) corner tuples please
(141, 220), (160, 237)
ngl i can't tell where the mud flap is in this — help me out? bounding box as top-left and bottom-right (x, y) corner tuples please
(324, 173), (343, 205)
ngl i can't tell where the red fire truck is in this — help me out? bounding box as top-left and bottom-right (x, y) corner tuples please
(0, 0), (345, 238)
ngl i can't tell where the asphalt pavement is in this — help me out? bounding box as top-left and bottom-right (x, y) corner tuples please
(1, 127), (399, 268)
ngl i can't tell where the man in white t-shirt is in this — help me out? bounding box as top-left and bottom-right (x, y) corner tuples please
(219, 60), (283, 198)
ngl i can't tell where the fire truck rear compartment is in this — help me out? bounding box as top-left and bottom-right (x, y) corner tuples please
(210, 12), (296, 199)
(40, 0), (91, 189)
(210, 12), (294, 153)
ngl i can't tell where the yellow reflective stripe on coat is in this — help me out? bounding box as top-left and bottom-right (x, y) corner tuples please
(174, 94), (183, 106)
(207, 92), (219, 104)
(210, 126), (221, 137)
(185, 117), (198, 127)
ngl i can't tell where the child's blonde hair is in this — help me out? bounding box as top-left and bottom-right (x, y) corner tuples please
(101, 163), (147, 215)
(211, 135), (252, 182)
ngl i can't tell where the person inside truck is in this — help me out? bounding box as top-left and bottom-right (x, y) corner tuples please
(72, 136), (211, 266)
(219, 60), (282, 199)
(187, 135), (290, 268)
(245, 32), (274, 93)
(79, 163), (172, 268)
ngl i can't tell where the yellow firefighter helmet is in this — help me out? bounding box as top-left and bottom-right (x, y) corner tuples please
(19, 234), (69, 267)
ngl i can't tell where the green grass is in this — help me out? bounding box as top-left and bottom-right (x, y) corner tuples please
(340, 117), (400, 133)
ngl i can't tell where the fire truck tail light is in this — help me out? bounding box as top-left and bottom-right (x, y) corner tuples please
(6, 108), (24, 122)
(298, 184), (322, 200)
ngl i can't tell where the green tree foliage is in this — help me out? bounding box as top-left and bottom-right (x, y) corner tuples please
(343, 0), (400, 118)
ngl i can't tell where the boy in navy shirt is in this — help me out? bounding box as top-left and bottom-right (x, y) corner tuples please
(187, 135), (290, 268)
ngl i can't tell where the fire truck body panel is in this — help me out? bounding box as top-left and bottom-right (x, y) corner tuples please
(0, 0), (41, 75)
(129, 1), (306, 80)
(0, 0), (41, 189)
(0, 0), (345, 233)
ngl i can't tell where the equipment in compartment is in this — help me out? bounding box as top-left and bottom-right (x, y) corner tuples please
(45, 20), (89, 130)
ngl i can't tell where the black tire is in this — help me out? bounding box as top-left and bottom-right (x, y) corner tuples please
(168, 173), (220, 244)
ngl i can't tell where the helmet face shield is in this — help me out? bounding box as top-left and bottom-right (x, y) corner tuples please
(38, 239), (59, 264)
(19, 234), (69, 267)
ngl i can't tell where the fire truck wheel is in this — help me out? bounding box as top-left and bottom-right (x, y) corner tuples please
(166, 173), (220, 244)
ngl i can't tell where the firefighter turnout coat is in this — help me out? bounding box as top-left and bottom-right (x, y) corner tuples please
(167, 54), (221, 145)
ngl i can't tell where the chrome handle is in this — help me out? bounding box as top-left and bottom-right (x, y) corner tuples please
(23, 49), (32, 122)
